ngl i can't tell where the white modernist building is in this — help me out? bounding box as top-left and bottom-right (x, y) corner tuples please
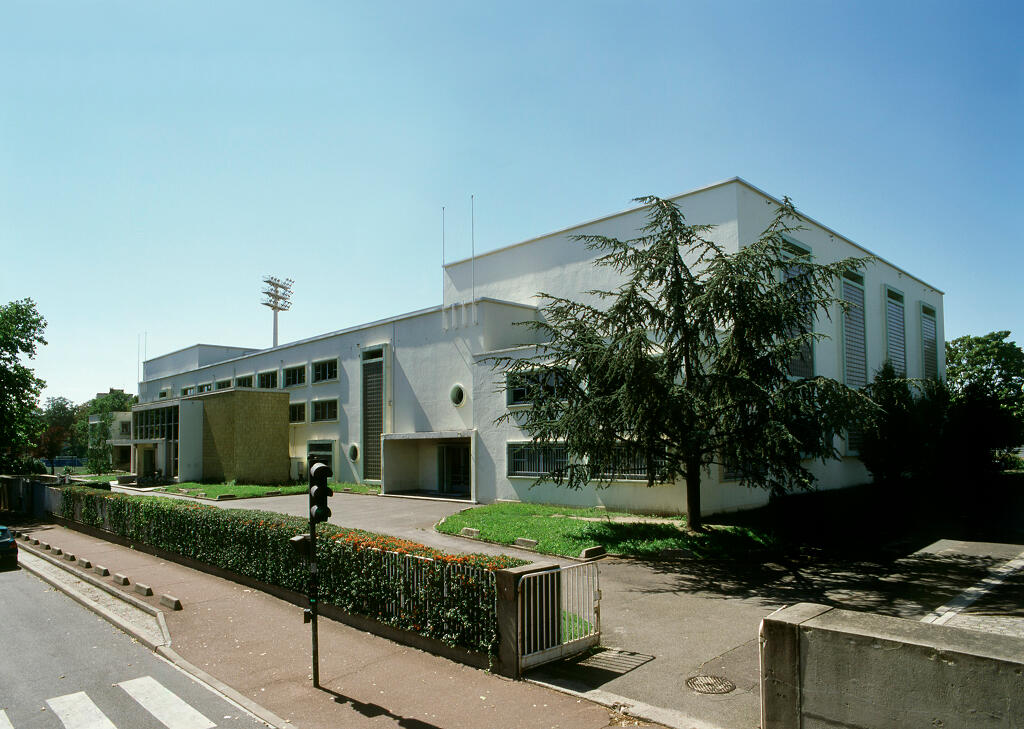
(132, 178), (944, 516)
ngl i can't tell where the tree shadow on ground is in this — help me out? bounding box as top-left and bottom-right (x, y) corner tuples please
(627, 475), (1024, 618)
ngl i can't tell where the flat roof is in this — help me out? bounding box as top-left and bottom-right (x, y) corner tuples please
(444, 176), (943, 294)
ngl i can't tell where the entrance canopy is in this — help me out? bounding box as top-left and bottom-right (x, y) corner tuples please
(381, 430), (476, 502)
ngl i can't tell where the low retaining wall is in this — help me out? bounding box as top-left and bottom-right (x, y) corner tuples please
(760, 603), (1024, 728)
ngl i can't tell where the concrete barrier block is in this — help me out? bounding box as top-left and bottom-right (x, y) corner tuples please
(41, 542), (50, 550)
(216, 494), (236, 500)
(160, 594), (183, 610)
(579, 546), (606, 560)
(53, 547), (62, 555)
(32, 538), (39, 545)
(79, 559), (92, 569)
(94, 565), (110, 577)
(112, 573), (129, 586)
(64, 553), (75, 562)
(134, 583), (154, 597)
(460, 527), (481, 538)
(514, 537), (538, 549)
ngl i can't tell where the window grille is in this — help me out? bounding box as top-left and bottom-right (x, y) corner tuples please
(284, 366), (306, 387)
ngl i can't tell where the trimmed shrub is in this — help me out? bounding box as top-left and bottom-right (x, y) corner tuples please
(58, 486), (523, 655)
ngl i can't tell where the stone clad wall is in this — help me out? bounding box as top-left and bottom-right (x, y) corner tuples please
(760, 603), (1024, 728)
(201, 390), (289, 484)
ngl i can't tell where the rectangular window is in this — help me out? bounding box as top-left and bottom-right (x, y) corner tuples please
(257, 371), (278, 389)
(197, 383), (212, 393)
(312, 359), (338, 383)
(507, 370), (564, 406)
(507, 442), (568, 478)
(216, 379), (232, 390)
(590, 446), (665, 481)
(289, 403), (306, 423)
(362, 349), (384, 480)
(921, 304), (938, 380)
(284, 365), (306, 387)
(312, 399), (338, 422)
(158, 390), (168, 399)
(235, 375), (253, 388)
(181, 386), (195, 396)
(782, 239), (814, 378)
(119, 422), (131, 436)
(885, 288), (906, 375)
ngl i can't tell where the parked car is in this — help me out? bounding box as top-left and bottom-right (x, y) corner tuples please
(0, 527), (18, 569)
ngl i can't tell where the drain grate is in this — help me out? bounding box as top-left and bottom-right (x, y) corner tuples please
(686, 675), (736, 694)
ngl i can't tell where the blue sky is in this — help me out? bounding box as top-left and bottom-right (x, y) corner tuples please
(2, 1), (1021, 404)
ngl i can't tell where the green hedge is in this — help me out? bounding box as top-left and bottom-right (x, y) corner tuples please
(58, 486), (523, 655)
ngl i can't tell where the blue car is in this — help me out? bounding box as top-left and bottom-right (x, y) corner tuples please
(0, 526), (17, 568)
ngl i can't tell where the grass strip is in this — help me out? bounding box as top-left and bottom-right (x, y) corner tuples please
(437, 502), (775, 559)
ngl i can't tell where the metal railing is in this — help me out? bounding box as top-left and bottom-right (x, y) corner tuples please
(518, 562), (601, 671)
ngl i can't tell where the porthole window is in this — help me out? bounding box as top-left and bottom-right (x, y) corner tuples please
(348, 443), (359, 462)
(449, 384), (465, 407)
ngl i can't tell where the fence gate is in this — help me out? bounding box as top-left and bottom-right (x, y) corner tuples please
(518, 562), (601, 672)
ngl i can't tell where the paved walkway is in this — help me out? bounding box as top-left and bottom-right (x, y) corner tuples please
(14, 524), (657, 729)
(89, 489), (1024, 728)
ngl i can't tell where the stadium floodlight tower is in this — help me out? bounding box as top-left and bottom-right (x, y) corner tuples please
(262, 275), (294, 347)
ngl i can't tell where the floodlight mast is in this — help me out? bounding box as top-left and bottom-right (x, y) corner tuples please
(261, 275), (294, 347)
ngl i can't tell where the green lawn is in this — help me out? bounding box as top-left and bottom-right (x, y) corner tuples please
(159, 481), (377, 499)
(70, 473), (128, 483)
(160, 482), (308, 498)
(436, 502), (774, 559)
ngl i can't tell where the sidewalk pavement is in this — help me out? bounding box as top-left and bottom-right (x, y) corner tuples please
(15, 523), (661, 729)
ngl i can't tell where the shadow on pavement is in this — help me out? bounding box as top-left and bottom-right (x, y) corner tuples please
(318, 686), (444, 729)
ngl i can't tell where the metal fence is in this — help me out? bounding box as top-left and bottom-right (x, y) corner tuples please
(367, 548), (498, 653)
(518, 562), (601, 671)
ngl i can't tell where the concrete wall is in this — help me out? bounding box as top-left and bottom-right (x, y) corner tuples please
(760, 603), (1024, 729)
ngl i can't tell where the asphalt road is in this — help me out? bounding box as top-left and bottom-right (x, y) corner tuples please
(0, 564), (266, 729)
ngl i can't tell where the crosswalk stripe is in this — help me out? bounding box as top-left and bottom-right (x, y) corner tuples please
(118, 676), (216, 729)
(46, 692), (117, 729)
(0, 709), (14, 729)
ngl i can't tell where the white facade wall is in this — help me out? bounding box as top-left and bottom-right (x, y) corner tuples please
(135, 178), (944, 517)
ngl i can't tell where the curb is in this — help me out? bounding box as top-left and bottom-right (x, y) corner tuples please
(17, 533), (295, 729)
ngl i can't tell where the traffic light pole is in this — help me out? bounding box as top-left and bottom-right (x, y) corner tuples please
(309, 514), (320, 688)
(305, 461), (332, 689)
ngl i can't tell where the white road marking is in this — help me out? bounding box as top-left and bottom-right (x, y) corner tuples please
(118, 676), (216, 729)
(0, 709), (14, 729)
(46, 692), (117, 729)
(921, 550), (1024, 625)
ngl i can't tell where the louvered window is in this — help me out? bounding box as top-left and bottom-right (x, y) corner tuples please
(842, 274), (867, 389)
(782, 240), (814, 378)
(885, 288), (906, 375)
(921, 305), (938, 380)
(843, 273), (867, 453)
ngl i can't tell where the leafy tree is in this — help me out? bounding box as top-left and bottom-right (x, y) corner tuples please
(495, 197), (876, 529)
(0, 299), (47, 473)
(35, 396), (76, 473)
(946, 331), (1024, 430)
(90, 389), (136, 415)
(87, 410), (114, 475)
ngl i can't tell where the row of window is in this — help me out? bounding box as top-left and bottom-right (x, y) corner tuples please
(505, 443), (663, 481)
(161, 359), (340, 399)
(289, 399), (338, 424)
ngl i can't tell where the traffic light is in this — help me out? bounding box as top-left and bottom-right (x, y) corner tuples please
(309, 461), (334, 524)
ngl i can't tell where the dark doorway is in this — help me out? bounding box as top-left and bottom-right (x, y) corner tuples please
(438, 443), (471, 496)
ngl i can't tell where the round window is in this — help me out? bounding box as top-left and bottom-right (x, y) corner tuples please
(348, 443), (359, 462)
(449, 384), (465, 407)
